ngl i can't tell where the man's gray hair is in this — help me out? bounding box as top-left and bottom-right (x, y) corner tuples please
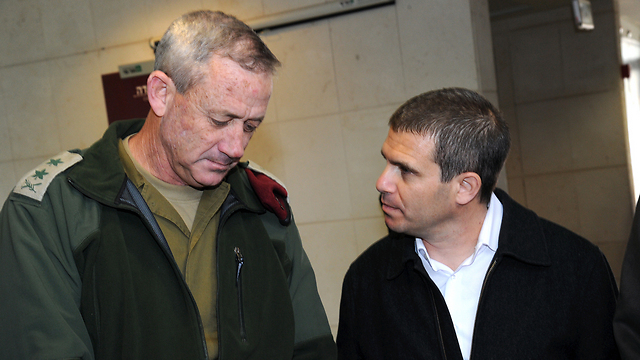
(154, 10), (281, 94)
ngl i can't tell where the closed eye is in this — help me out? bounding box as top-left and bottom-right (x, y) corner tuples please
(211, 118), (229, 127)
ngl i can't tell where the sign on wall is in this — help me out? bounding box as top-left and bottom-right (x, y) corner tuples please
(101, 60), (154, 124)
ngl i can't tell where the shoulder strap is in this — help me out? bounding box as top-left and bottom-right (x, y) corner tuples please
(13, 151), (83, 201)
(244, 161), (292, 226)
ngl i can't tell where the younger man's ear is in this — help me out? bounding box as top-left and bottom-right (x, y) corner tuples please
(147, 70), (176, 117)
(455, 172), (482, 205)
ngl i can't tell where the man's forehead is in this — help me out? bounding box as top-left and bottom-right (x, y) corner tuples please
(385, 128), (434, 147)
(207, 54), (274, 79)
(383, 129), (436, 162)
(185, 57), (273, 101)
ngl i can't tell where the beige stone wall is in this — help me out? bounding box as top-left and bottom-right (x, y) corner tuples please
(492, 0), (633, 281)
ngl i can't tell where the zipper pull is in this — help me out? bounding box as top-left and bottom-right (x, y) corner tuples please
(234, 247), (244, 283)
(234, 247), (247, 341)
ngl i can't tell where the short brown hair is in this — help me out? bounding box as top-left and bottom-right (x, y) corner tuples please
(389, 88), (510, 203)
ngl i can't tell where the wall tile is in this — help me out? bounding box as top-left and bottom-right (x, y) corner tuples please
(207, 0), (265, 20)
(353, 216), (388, 255)
(491, 5), (570, 39)
(396, 0), (478, 97)
(504, 175), (526, 205)
(568, 91), (627, 169)
(278, 114), (352, 224)
(340, 105), (396, 219)
(0, 88), (12, 163)
(524, 173), (581, 235)
(576, 166), (634, 244)
(261, 21), (340, 122)
(501, 106), (523, 178)
(329, 6), (405, 111)
(2, 62), (61, 161)
(470, 0), (497, 94)
(261, 76), (280, 125)
(40, 0), (98, 58)
(482, 90), (500, 109)
(499, 4), (620, 104)
(263, 0), (324, 15)
(492, 31), (516, 108)
(510, 24), (564, 103)
(494, 1), (634, 285)
(90, 0), (151, 48)
(143, 0), (203, 40)
(50, 53), (109, 151)
(496, 170), (509, 193)
(560, 11), (620, 95)
(97, 42), (155, 75)
(242, 121), (287, 184)
(517, 92), (627, 175)
(0, 161), (17, 200)
(516, 99), (573, 175)
(298, 219), (359, 330)
(0, 0), (46, 67)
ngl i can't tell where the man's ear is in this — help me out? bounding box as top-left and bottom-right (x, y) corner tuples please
(455, 172), (482, 205)
(147, 70), (175, 117)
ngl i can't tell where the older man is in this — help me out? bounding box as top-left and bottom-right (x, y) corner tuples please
(0, 10), (335, 360)
(337, 88), (619, 359)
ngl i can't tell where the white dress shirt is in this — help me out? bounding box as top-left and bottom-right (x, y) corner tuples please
(415, 192), (503, 360)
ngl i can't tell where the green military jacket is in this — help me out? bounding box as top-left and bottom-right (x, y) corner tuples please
(0, 119), (336, 360)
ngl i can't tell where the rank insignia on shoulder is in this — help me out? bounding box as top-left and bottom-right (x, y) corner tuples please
(13, 151), (83, 201)
(244, 161), (292, 226)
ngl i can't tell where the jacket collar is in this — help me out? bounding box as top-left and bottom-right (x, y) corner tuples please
(67, 118), (264, 214)
(67, 119), (143, 206)
(493, 188), (551, 267)
(386, 188), (551, 280)
(386, 233), (425, 280)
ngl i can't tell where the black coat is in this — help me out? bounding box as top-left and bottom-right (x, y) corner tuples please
(337, 189), (619, 360)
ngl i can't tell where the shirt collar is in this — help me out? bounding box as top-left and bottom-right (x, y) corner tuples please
(415, 192), (503, 271)
(478, 192), (502, 252)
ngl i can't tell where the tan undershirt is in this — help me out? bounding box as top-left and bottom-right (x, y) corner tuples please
(120, 136), (229, 359)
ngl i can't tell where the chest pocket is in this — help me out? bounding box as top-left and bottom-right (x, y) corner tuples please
(217, 209), (295, 359)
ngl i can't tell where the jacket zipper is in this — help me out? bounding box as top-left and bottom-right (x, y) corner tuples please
(216, 196), (245, 356)
(469, 258), (498, 360)
(417, 264), (448, 359)
(429, 288), (448, 360)
(234, 247), (247, 342)
(478, 259), (497, 300)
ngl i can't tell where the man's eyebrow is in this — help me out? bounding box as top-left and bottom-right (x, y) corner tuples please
(208, 110), (265, 122)
(381, 150), (418, 174)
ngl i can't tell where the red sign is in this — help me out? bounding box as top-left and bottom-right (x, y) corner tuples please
(101, 72), (150, 124)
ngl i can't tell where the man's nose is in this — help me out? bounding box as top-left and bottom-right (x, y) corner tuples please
(219, 123), (245, 160)
(376, 165), (393, 194)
